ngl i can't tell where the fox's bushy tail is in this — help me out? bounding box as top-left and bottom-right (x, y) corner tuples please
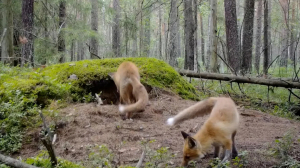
(167, 97), (218, 126)
(119, 98), (148, 115)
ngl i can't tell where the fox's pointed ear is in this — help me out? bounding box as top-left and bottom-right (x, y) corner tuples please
(181, 131), (190, 139)
(187, 136), (197, 149)
(108, 72), (115, 78)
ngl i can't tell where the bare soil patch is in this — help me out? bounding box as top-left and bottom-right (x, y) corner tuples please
(18, 92), (300, 167)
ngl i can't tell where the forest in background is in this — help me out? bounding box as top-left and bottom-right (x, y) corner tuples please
(1, 0), (300, 77)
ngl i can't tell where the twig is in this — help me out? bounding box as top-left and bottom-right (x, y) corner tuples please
(288, 88), (300, 100)
(237, 83), (245, 95)
(136, 151), (145, 168)
(86, 43), (102, 59)
(215, 51), (237, 75)
(0, 28), (7, 47)
(266, 55), (280, 72)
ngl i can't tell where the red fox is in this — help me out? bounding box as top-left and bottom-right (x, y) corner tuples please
(166, 97), (240, 167)
(109, 61), (149, 119)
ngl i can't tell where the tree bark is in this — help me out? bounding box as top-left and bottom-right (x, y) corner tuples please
(112, 0), (120, 57)
(241, 0), (254, 75)
(279, 0), (289, 67)
(255, 0), (263, 74)
(263, 0), (269, 75)
(143, 7), (151, 57)
(158, 2), (162, 59)
(168, 0), (180, 67)
(184, 0), (195, 70)
(208, 0), (218, 72)
(0, 153), (38, 168)
(289, 0), (296, 62)
(21, 0), (34, 67)
(178, 70), (300, 89)
(199, 6), (205, 67)
(58, 1), (66, 63)
(193, 0), (198, 72)
(224, 0), (240, 73)
(1, 0), (14, 65)
(90, 0), (99, 59)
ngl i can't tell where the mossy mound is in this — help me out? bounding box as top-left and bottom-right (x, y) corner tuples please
(0, 57), (198, 106)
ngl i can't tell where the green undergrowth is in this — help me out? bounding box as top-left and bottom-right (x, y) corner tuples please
(189, 77), (300, 120)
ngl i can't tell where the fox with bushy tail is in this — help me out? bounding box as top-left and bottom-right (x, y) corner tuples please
(109, 61), (148, 119)
(166, 97), (240, 167)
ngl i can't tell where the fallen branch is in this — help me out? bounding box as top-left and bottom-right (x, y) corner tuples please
(136, 151), (145, 168)
(0, 153), (38, 168)
(178, 70), (300, 89)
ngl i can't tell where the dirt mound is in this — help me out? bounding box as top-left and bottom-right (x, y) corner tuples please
(18, 93), (300, 167)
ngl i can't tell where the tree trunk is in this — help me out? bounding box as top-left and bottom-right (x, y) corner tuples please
(58, 1), (66, 63)
(224, 0), (240, 73)
(158, 2), (162, 59)
(241, 0), (255, 74)
(143, 8), (151, 57)
(1, 0), (14, 65)
(255, 0), (263, 74)
(289, 0), (296, 63)
(279, 0), (289, 67)
(200, 11), (205, 67)
(21, 0), (34, 67)
(112, 0), (120, 57)
(184, 0), (195, 70)
(90, 0), (99, 59)
(168, 0), (180, 67)
(70, 40), (75, 61)
(193, 0), (198, 72)
(263, 0), (269, 75)
(208, 0), (218, 72)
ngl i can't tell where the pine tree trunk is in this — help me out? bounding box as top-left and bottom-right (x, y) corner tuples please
(58, 1), (66, 63)
(143, 8), (151, 57)
(209, 0), (218, 72)
(255, 0), (263, 74)
(241, 0), (255, 74)
(184, 0), (195, 70)
(263, 0), (269, 75)
(200, 11), (205, 67)
(21, 0), (34, 67)
(193, 0), (198, 72)
(90, 0), (99, 59)
(289, 0), (296, 63)
(158, 1), (162, 60)
(1, 0), (14, 65)
(112, 0), (120, 57)
(168, 0), (180, 67)
(280, 0), (289, 67)
(224, 0), (240, 73)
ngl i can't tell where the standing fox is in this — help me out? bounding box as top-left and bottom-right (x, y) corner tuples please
(109, 61), (149, 119)
(166, 97), (240, 167)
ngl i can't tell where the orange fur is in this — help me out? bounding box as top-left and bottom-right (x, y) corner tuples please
(109, 61), (149, 119)
(167, 97), (240, 167)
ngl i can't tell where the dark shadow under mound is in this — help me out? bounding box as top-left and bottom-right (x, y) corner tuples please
(85, 79), (152, 105)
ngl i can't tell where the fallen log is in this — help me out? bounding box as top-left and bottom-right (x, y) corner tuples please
(0, 153), (38, 168)
(178, 70), (300, 89)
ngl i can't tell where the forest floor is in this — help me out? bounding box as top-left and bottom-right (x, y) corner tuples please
(17, 90), (300, 167)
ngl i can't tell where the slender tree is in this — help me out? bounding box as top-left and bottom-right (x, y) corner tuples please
(58, 1), (66, 63)
(21, 0), (34, 67)
(241, 0), (255, 74)
(263, 0), (269, 75)
(255, 0), (263, 74)
(1, 0), (14, 65)
(208, 0), (218, 72)
(143, 6), (151, 57)
(112, 0), (121, 57)
(199, 9), (205, 67)
(193, 0), (198, 72)
(224, 0), (240, 73)
(279, 0), (289, 67)
(168, 0), (180, 67)
(184, 0), (195, 70)
(90, 0), (99, 59)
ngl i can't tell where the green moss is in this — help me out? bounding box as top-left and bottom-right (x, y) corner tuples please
(40, 57), (199, 101)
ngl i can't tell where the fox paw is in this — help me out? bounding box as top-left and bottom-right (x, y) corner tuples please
(166, 118), (175, 126)
(119, 105), (125, 113)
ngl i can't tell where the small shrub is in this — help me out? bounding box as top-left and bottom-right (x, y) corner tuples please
(232, 151), (249, 168)
(86, 144), (114, 168)
(209, 158), (231, 168)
